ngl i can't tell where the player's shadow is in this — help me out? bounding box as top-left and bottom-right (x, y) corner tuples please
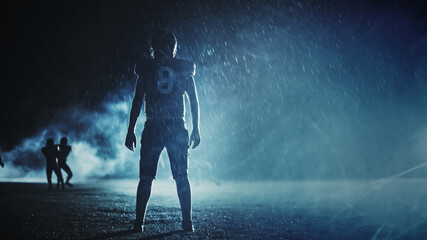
(139, 230), (183, 239)
(86, 229), (184, 240)
(85, 229), (133, 239)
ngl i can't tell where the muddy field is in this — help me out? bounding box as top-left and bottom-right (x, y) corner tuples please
(0, 180), (426, 239)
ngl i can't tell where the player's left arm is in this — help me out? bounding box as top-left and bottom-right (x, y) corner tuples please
(66, 146), (72, 157)
(186, 64), (201, 149)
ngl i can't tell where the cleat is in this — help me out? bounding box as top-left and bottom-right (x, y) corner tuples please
(130, 225), (143, 233)
(66, 182), (73, 187)
(182, 221), (194, 232)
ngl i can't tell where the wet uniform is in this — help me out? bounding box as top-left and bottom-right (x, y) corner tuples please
(135, 58), (195, 180)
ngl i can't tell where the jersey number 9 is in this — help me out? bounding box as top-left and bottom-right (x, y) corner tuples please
(157, 66), (174, 94)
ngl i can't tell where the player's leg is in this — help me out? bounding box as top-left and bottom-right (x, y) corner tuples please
(56, 168), (60, 189)
(133, 123), (163, 232)
(166, 124), (193, 231)
(134, 175), (154, 231)
(54, 166), (64, 189)
(175, 175), (192, 231)
(134, 149), (162, 230)
(62, 164), (73, 186)
(46, 167), (53, 189)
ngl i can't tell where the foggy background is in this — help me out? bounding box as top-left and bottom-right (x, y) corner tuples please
(1, 0), (426, 181)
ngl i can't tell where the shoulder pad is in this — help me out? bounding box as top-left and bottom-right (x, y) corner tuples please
(135, 58), (153, 75)
(176, 59), (196, 76)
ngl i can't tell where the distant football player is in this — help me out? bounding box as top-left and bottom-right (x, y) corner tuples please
(0, 156), (4, 168)
(41, 138), (64, 190)
(58, 137), (73, 187)
(125, 31), (200, 233)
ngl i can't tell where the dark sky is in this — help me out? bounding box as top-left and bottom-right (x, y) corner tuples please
(0, 0), (250, 150)
(1, 0), (427, 180)
(1, 0), (424, 150)
(1, 0), (149, 150)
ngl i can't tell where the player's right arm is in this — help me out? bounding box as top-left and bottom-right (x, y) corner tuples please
(185, 63), (201, 149)
(125, 66), (146, 152)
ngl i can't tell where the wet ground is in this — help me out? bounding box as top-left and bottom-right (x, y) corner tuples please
(0, 179), (426, 240)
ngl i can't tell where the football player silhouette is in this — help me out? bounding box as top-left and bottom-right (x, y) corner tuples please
(58, 137), (73, 187)
(41, 138), (64, 190)
(126, 31), (200, 233)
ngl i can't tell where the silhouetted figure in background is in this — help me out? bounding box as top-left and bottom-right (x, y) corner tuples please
(41, 138), (64, 190)
(0, 156), (4, 168)
(58, 137), (73, 187)
(125, 31), (201, 233)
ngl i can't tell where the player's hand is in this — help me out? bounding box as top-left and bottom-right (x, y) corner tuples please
(189, 129), (201, 149)
(125, 131), (137, 152)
